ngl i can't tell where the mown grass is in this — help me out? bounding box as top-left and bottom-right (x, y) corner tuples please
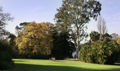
(4, 59), (120, 71)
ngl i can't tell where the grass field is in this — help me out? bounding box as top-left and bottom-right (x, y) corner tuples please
(4, 59), (120, 71)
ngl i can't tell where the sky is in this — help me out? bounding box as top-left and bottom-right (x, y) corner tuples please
(0, 0), (120, 35)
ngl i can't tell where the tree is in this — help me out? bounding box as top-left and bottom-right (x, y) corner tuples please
(97, 16), (107, 40)
(51, 25), (75, 59)
(8, 33), (16, 46)
(8, 33), (18, 58)
(15, 22), (29, 36)
(90, 31), (112, 42)
(0, 7), (12, 39)
(103, 33), (112, 41)
(15, 22), (53, 58)
(90, 31), (100, 42)
(0, 40), (14, 70)
(55, 0), (101, 58)
(0, 7), (14, 70)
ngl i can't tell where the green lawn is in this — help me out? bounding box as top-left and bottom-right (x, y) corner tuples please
(5, 59), (120, 71)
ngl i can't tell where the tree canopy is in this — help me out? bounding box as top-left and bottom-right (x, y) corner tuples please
(0, 7), (14, 70)
(0, 7), (13, 38)
(55, 0), (101, 57)
(15, 22), (53, 57)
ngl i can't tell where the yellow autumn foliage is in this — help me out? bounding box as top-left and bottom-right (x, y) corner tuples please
(117, 37), (120, 44)
(15, 22), (53, 56)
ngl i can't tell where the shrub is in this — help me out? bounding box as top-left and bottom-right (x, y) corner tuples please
(79, 40), (120, 64)
(0, 40), (14, 70)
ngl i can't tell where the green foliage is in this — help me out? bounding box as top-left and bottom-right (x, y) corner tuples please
(0, 7), (14, 70)
(52, 28), (75, 59)
(79, 40), (120, 64)
(55, 0), (101, 58)
(90, 31), (100, 42)
(8, 34), (19, 58)
(0, 40), (14, 70)
(103, 33), (112, 41)
(90, 31), (112, 42)
(15, 22), (75, 59)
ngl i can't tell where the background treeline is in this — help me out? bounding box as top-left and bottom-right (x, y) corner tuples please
(12, 22), (75, 59)
(79, 16), (120, 64)
(1, 0), (120, 70)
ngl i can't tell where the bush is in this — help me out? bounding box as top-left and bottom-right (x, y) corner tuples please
(79, 40), (120, 64)
(0, 40), (14, 70)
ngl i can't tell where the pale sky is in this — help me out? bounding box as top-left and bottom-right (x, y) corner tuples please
(0, 0), (120, 35)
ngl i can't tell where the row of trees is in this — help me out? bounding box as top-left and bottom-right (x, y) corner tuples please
(1, 0), (120, 70)
(9, 0), (101, 58)
(79, 16), (120, 64)
(79, 30), (120, 64)
(12, 0), (102, 59)
(0, 1), (102, 69)
(14, 22), (75, 59)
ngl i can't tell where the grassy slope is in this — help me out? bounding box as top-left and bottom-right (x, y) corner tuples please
(5, 59), (120, 71)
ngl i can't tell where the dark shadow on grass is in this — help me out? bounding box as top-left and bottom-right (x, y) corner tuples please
(113, 63), (120, 66)
(6, 63), (120, 71)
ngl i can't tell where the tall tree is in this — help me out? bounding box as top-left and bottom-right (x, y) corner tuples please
(97, 16), (107, 40)
(52, 25), (75, 59)
(0, 7), (14, 70)
(55, 0), (101, 58)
